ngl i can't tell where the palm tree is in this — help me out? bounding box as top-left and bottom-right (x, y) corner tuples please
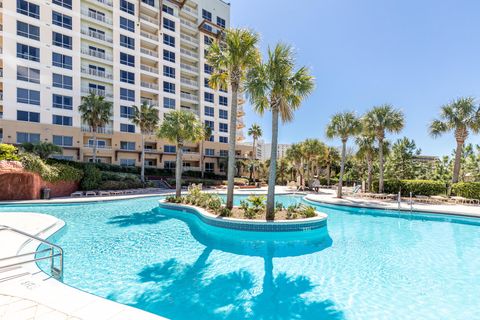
(429, 97), (480, 184)
(286, 143), (305, 188)
(131, 102), (160, 183)
(301, 139), (325, 184)
(247, 123), (263, 182)
(79, 93), (113, 163)
(206, 28), (260, 209)
(21, 142), (63, 160)
(326, 112), (362, 197)
(157, 111), (205, 198)
(363, 105), (404, 193)
(355, 134), (376, 192)
(246, 43), (315, 219)
(199, 124), (213, 179)
(323, 146), (340, 186)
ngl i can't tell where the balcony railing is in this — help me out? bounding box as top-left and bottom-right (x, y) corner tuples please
(81, 66), (113, 79)
(141, 81), (159, 91)
(81, 28), (113, 43)
(140, 31), (159, 42)
(182, 5), (197, 17)
(180, 34), (199, 45)
(140, 13), (159, 25)
(141, 48), (159, 58)
(84, 143), (112, 149)
(81, 47), (113, 61)
(181, 77), (198, 87)
(180, 19), (196, 30)
(141, 98), (159, 106)
(87, 0), (113, 7)
(181, 63), (198, 73)
(180, 48), (198, 59)
(180, 92), (198, 102)
(141, 64), (159, 74)
(81, 8), (112, 24)
(81, 125), (113, 134)
(81, 87), (113, 98)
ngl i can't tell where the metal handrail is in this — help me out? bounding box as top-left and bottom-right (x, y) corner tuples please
(0, 225), (64, 281)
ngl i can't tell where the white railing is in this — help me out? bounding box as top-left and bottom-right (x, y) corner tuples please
(141, 64), (159, 74)
(180, 48), (198, 59)
(81, 27), (113, 43)
(140, 13), (159, 25)
(181, 92), (198, 102)
(81, 47), (112, 61)
(182, 5), (197, 17)
(140, 31), (159, 42)
(81, 125), (113, 134)
(181, 77), (198, 87)
(141, 48), (159, 58)
(180, 19), (196, 30)
(181, 63), (198, 73)
(84, 143), (112, 149)
(180, 34), (199, 45)
(87, 0), (113, 7)
(81, 66), (113, 79)
(81, 8), (112, 24)
(141, 81), (159, 90)
(81, 87), (113, 98)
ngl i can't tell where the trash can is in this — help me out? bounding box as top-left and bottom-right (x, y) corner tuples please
(41, 188), (51, 200)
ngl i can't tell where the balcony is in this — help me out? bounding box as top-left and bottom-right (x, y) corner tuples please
(81, 87), (113, 98)
(237, 105), (245, 116)
(180, 19), (197, 32)
(141, 64), (159, 74)
(141, 48), (159, 58)
(180, 77), (198, 88)
(0, 92), (3, 101)
(81, 27), (113, 44)
(236, 119), (245, 129)
(85, 0), (113, 8)
(81, 125), (113, 134)
(181, 92), (198, 103)
(180, 34), (199, 47)
(81, 47), (113, 62)
(181, 5), (198, 19)
(180, 48), (198, 60)
(140, 31), (159, 42)
(141, 81), (159, 91)
(180, 63), (198, 74)
(84, 143), (112, 149)
(81, 8), (113, 25)
(81, 66), (113, 80)
(140, 13), (159, 26)
(141, 98), (159, 106)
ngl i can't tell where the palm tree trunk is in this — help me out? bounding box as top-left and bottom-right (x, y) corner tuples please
(200, 140), (205, 179)
(337, 140), (347, 198)
(367, 154), (373, 192)
(252, 138), (256, 182)
(452, 139), (464, 184)
(378, 138), (384, 193)
(140, 134), (145, 183)
(226, 83), (239, 209)
(266, 108), (279, 219)
(326, 163), (331, 186)
(175, 143), (183, 198)
(92, 128), (97, 163)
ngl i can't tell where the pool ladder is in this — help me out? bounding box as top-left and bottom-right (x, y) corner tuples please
(397, 191), (414, 212)
(0, 225), (64, 282)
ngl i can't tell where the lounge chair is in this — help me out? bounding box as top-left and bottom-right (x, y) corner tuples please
(85, 191), (97, 196)
(71, 191), (83, 197)
(98, 191), (110, 196)
(124, 190), (134, 195)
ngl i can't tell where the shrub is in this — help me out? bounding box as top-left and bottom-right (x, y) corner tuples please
(81, 164), (102, 190)
(99, 180), (129, 190)
(207, 196), (222, 214)
(0, 144), (20, 161)
(219, 206), (232, 217)
(299, 205), (317, 218)
(452, 182), (480, 200)
(20, 153), (83, 183)
(373, 180), (447, 196)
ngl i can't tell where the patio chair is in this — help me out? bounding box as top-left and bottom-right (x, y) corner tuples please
(71, 191), (83, 197)
(98, 191), (110, 196)
(85, 191), (97, 196)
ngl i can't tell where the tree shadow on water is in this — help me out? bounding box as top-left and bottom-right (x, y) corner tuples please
(109, 247), (344, 320)
(107, 207), (171, 227)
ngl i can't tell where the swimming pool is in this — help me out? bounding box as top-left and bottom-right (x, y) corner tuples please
(1, 195), (479, 320)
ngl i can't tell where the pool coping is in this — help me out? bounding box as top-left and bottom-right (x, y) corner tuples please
(0, 212), (165, 320)
(158, 200), (328, 232)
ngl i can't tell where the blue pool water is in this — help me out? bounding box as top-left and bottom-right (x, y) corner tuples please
(1, 195), (480, 320)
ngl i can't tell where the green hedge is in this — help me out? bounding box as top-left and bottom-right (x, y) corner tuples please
(452, 182), (480, 200)
(21, 153), (83, 183)
(373, 180), (447, 196)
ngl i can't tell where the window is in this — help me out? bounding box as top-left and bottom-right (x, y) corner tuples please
(17, 88), (40, 105)
(202, 9), (212, 21)
(142, 0), (155, 6)
(217, 17), (226, 28)
(163, 34), (175, 47)
(120, 159), (136, 166)
(88, 83), (106, 95)
(164, 97), (175, 109)
(17, 66), (40, 84)
(164, 161), (176, 169)
(205, 148), (214, 156)
(53, 73), (73, 89)
(204, 64), (213, 75)
(52, 32), (72, 49)
(17, 0), (40, 19)
(17, 110), (40, 122)
(120, 52), (135, 67)
(87, 139), (106, 148)
(204, 35), (213, 46)
(120, 123), (135, 133)
(163, 49), (175, 63)
(52, 115), (72, 126)
(219, 136), (228, 144)
(17, 132), (40, 144)
(219, 109), (228, 119)
(120, 141), (136, 150)
(220, 150), (228, 157)
(17, 21), (40, 40)
(120, 106), (135, 118)
(204, 106), (214, 117)
(163, 66), (175, 78)
(162, 4), (174, 15)
(164, 145), (176, 153)
(205, 162), (214, 172)
(204, 78), (211, 88)
(219, 123), (228, 133)
(120, 35), (135, 49)
(203, 23), (213, 33)
(53, 94), (73, 109)
(52, 11), (72, 29)
(163, 18), (175, 31)
(120, 70), (135, 84)
(17, 43), (40, 62)
(120, 17), (135, 32)
(163, 82), (175, 94)
(204, 92), (214, 103)
(205, 120), (214, 130)
(53, 135), (73, 147)
(120, 88), (135, 101)
(120, 0), (135, 15)
(52, 52), (72, 69)
(53, 0), (72, 9)
(219, 96), (228, 106)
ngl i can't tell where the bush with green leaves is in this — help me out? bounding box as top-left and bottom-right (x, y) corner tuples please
(165, 185), (224, 214)
(81, 164), (102, 190)
(373, 180), (447, 196)
(219, 207), (232, 217)
(452, 182), (480, 200)
(20, 153), (83, 183)
(0, 144), (20, 161)
(285, 204), (317, 219)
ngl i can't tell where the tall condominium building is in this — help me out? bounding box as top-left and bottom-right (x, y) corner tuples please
(0, 0), (249, 175)
(255, 140), (291, 161)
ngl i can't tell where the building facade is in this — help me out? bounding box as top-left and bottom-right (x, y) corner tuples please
(255, 140), (291, 161)
(0, 0), (249, 175)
